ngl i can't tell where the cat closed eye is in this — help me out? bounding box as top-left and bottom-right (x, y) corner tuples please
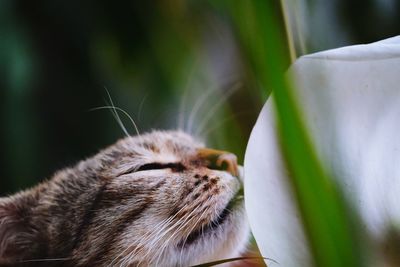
(119, 162), (186, 176)
(137, 163), (185, 172)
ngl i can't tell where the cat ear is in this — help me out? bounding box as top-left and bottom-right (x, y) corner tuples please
(0, 194), (41, 264)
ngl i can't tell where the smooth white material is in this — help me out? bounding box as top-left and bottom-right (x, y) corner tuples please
(244, 36), (400, 267)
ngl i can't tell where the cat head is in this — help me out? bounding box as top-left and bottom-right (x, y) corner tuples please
(0, 130), (249, 266)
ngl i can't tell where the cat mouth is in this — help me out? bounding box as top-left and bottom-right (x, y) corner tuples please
(177, 186), (244, 248)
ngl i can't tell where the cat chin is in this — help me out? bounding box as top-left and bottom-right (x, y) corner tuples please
(182, 205), (250, 267)
(131, 205), (249, 267)
(175, 171), (249, 267)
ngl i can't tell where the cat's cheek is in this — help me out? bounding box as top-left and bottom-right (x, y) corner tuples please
(190, 205), (250, 266)
(226, 205), (251, 257)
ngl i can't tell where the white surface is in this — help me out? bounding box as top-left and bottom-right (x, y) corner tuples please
(244, 36), (400, 266)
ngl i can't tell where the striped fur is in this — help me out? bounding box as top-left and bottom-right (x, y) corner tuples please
(0, 130), (249, 266)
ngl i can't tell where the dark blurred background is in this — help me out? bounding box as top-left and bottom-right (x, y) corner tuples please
(0, 0), (399, 196)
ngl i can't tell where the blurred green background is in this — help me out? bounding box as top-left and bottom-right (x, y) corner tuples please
(0, 0), (399, 197)
(1, 1), (399, 266)
(0, 0), (263, 193)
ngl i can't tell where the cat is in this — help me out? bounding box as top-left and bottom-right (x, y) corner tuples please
(0, 130), (249, 266)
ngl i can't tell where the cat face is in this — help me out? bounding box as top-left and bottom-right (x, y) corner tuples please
(0, 130), (249, 266)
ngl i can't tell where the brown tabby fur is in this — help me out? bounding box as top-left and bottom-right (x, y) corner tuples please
(0, 130), (249, 266)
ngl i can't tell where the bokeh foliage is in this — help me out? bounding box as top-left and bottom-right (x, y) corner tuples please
(1, 1), (399, 266)
(2, 0), (398, 193)
(1, 0), (266, 194)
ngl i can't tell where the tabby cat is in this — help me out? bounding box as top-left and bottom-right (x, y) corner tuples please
(0, 130), (249, 266)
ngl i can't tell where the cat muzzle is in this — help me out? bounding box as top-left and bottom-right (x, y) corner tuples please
(196, 148), (239, 177)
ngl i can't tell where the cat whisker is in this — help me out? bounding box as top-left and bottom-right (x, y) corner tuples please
(89, 106), (140, 137)
(121, 203), (190, 267)
(115, 217), (173, 267)
(200, 110), (253, 138)
(145, 215), (193, 265)
(152, 205), (202, 266)
(143, 215), (179, 252)
(178, 61), (198, 131)
(136, 224), (174, 267)
(195, 82), (242, 137)
(161, 204), (206, 261)
(178, 206), (209, 265)
(103, 87), (131, 137)
(17, 257), (71, 263)
(139, 204), (189, 251)
(137, 93), (148, 123)
(121, 216), (175, 267)
(176, 206), (209, 266)
(186, 85), (218, 134)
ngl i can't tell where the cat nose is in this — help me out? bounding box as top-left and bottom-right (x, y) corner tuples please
(196, 148), (239, 177)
